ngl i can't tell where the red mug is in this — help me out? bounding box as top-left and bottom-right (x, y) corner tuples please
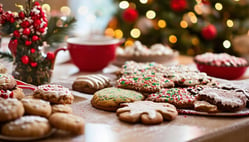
(65, 36), (123, 72)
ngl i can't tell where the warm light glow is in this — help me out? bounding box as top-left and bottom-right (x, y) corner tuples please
(42, 4), (51, 13)
(78, 6), (88, 15)
(191, 37), (199, 45)
(234, 0), (240, 1)
(119, 1), (129, 9)
(169, 35), (177, 44)
(215, 3), (223, 11)
(140, 0), (148, 4)
(180, 20), (188, 28)
(226, 19), (234, 27)
(114, 29), (123, 39)
(130, 28), (141, 38)
(125, 39), (134, 46)
(105, 28), (115, 37)
(60, 6), (71, 16)
(158, 20), (166, 28)
(146, 10), (156, 19)
(194, 4), (202, 15)
(223, 40), (231, 49)
(188, 12), (197, 23)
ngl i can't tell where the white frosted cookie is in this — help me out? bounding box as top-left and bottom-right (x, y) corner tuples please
(1, 116), (51, 137)
(72, 74), (110, 94)
(0, 98), (24, 122)
(33, 84), (74, 104)
(0, 73), (17, 90)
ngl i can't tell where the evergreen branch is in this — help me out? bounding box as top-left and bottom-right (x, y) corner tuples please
(42, 16), (76, 47)
(0, 52), (13, 61)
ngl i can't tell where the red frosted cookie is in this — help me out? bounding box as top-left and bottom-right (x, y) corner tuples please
(146, 88), (196, 109)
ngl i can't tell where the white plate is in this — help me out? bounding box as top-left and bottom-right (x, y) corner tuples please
(0, 129), (56, 141)
(178, 108), (249, 117)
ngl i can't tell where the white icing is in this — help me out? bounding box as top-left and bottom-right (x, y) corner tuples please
(77, 74), (109, 89)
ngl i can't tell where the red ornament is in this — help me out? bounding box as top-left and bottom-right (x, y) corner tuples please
(21, 56), (29, 64)
(201, 24), (217, 40)
(9, 17), (15, 23)
(8, 39), (18, 56)
(23, 28), (31, 35)
(34, 1), (40, 6)
(122, 8), (138, 23)
(170, 0), (187, 12)
(201, 0), (210, 5)
(20, 20), (30, 28)
(32, 35), (39, 41)
(19, 11), (25, 19)
(30, 62), (38, 67)
(46, 52), (55, 60)
(25, 40), (32, 46)
(30, 48), (36, 53)
(34, 19), (41, 29)
(13, 30), (20, 38)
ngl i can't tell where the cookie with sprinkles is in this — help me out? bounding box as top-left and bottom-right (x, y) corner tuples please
(0, 98), (24, 122)
(197, 87), (247, 112)
(33, 84), (74, 104)
(0, 87), (25, 100)
(146, 88), (196, 109)
(0, 73), (17, 90)
(91, 87), (144, 112)
(1, 116), (51, 137)
(117, 74), (174, 93)
(116, 101), (178, 125)
(72, 74), (111, 94)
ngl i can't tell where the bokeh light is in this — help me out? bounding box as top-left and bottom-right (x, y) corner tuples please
(60, 6), (71, 16)
(223, 40), (231, 49)
(180, 20), (188, 28)
(158, 20), (167, 28)
(226, 19), (234, 27)
(146, 10), (156, 19)
(169, 35), (177, 44)
(114, 29), (123, 39)
(215, 3), (223, 11)
(130, 28), (141, 38)
(119, 1), (129, 9)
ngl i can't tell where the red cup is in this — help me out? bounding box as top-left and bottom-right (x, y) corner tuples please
(67, 36), (123, 72)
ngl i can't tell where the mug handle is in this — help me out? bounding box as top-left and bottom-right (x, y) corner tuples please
(51, 47), (68, 69)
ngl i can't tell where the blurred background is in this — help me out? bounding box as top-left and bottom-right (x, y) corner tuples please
(1, 0), (249, 57)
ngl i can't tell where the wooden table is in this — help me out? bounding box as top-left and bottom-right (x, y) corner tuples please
(2, 55), (249, 142)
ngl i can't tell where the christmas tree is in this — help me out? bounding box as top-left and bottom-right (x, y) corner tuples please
(105, 0), (249, 56)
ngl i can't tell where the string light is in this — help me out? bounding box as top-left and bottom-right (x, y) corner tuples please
(215, 3), (223, 11)
(139, 0), (148, 4)
(188, 12), (197, 23)
(119, 1), (129, 9)
(105, 28), (115, 37)
(223, 40), (231, 49)
(125, 38), (134, 46)
(180, 20), (188, 28)
(42, 4), (51, 13)
(130, 28), (141, 38)
(191, 37), (199, 46)
(60, 6), (71, 16)
(194, 4), (202, 15)
(169, 35), (177, 44)
(146, 10), (156, 19)
(226, 19), (234, 27)
(114, 29), (123, 39)
(158, 20), (167, 28)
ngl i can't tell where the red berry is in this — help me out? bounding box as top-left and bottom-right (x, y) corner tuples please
(34, 1), (40, 6)
(9, 92), (14, 98)
(21, 55), (29, 64)
(9, 17), (15, 23)
(38, 28), (45, 33)
(170, 0), (187, 12)
(25, 40), (32, 46)
(19, 11), (25, 19)
(34, 19), (41, 29)
(30, 62), (38, 67)
(32, 35), (39, 41)
(30, 48), (36, 53)
(13, 30), (20, 38)
(23, 28), (31, 35)
(46, 52), (55, 60)
(20, 20), (30, 28)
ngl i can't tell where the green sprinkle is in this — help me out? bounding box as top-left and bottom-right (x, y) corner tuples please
(133, 77), (138, 81)
(121, 81), (126, 85)
(144, 77), (151, 80)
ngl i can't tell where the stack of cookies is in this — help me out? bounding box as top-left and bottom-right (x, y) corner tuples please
(0, 84), (85, 139)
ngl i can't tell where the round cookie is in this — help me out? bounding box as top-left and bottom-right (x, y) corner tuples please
(33, 84), (74, 104)
(0, 98), (24, 122)
(1, 116), (51, 137)
(0, 73), (17, 90)
(21, 98), (52, 118)
(49, 113), (84, 135)
(91, 87), (144, 112)
(116, 101), (178, 125)
(0, 87), (25, 100)
(52, 104), (72, 114)
(72, 74), (111, 94)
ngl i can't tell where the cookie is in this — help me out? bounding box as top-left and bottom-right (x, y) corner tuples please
(146, 88), (196, 109)
(1, 116), (51, 137)
(52, 104), (72, 114)
(33, 84), (74, 104)
(49, 113), (84, 135)
(116, 101), (178, 125)
(0, 98), (24, 122)
(0, 63), (7, 74)
(0, 87), (25, 100)
(0, 73), (16, 90)
(72, 74), (110, 94)
(117, 74), (174, 93)
(21, 98), (52, 118)
(197, 87), (247, 112)
(91, 87), (144, 111)
(194, 101), (218, 113)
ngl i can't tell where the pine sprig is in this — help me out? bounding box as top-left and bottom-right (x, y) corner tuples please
(0, 52), (13, 61)
(42, 16), (76, 47)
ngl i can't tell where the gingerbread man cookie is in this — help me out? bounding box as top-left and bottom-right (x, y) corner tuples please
(116, 101), (178, 125)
